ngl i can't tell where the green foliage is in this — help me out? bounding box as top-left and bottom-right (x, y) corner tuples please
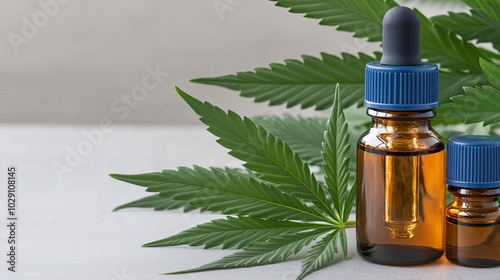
(192, 52), (377, 110)
(113, 0), (500, 278)
(253, 115), (326, 165)
(461, 0), (500, 22)
(437, 59), (500, 126)
(271, 0), (397, 42)
(438, 85), (500, 126)
(143, 216), (328, 249)
(321, 85), (354, 222)
(480, 57), (500, 89)
(113, 86), (355, 278)
(270, 0), (486, 71)
(438, 72), (487, 103)
(193, 0), (496, 110)
(113, 194), (196, 212)
(416, 9), (482, 72)
(297, 229), (344, 280)
(254, 112), (363, 186)
(111, 167), (327, 222)
(432, 10), (500, 51)
(176, 87), (337, 219)
(170, 230), (328, 274)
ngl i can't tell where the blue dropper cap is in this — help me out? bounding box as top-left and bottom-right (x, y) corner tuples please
(365, 6), (438, 111)
(447, 135), (500, 189)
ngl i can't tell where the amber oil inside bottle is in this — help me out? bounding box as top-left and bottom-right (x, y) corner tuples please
(357, 109), (445, 265)
(446, 186), (500, 267)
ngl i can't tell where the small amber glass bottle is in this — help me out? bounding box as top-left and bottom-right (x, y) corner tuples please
(445, 135), (500, 267)
(356, 6), (446, 265)
(357, 110), (445, 265)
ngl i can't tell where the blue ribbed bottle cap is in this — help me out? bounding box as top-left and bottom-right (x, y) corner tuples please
(365, 62), (439, 111)
(446, 135), (500, 188)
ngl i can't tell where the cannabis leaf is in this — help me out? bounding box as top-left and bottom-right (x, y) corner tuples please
(254, 112), (365, 186)
(170, 230), (329, 274)
(438, 85), (500, 126)
(438, 72), (487, 103)
(192, 52), (378, 110)
(297, 229), (343, 280)
(432, 10), (500, 51)
(111, 167), (326, 222)
(480, 57), (500, 89)
(176, 87), (337, 220)
(417, 9), (482, 72)
(112, 0), (500, 278)
(321, 85), (353, 221)
(271, 0), (484, 72)
(253, 115), (326, 166)
(271, 0), (398, 42)
(461, 0), (500, 22)
(193, 0), (491, 111)
(143, 217), (330, 249)
(112, 85), (355, 279)
(297, 85), (356, 279)
(113, 194), (196, 212)
(437, 58), (500, 126)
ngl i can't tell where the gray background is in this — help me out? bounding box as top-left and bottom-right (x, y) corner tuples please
(0, 1), (459, 124)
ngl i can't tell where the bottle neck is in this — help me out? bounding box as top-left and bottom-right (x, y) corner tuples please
(367, 108), (435, 134)
(448, 186), (500, 209)
(366, 108), (436, 121)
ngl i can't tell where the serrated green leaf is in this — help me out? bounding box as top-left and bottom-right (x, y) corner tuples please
(253, 115), (327, 165)
(343, 106), (370, 185)
(400, 0), (466, 7)
(271, 1), (483, 72)
(480, 58), (500, 88)
(439, 71), (488, 103)
(144, 217), (330, 249)
(479, 48), (500, 63)
(344, 182), (356, 221)
(170, 229), (327, 274)
(176, 87), (338, 221)
(339, 227), (348, 258)
(192, 52), (378, 110)
(254, 109), (368, 185)
(461, 0), (500, 21)
(416, 9), (482, 72)
(192, 4), (486, 112)
(432, 10), (500, 51)
(113, 194), (196, 212)
(297, 230), (341, 280)
(110, 167), (329, 222)
(271, 0), (397, 42)
(437, 86), (500, 126)
(322, 85), (351, 221)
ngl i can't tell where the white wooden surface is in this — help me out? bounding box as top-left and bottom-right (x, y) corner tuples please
(0, 125), (496, 280)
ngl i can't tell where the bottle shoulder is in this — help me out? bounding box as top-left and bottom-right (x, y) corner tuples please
(358, 126), (444, 153)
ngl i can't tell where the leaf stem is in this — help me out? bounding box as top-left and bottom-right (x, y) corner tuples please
(344, 220), (356, 228)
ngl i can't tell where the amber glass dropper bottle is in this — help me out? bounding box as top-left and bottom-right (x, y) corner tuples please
(445, 135), (500, 267)
(356, 6), (445, 265)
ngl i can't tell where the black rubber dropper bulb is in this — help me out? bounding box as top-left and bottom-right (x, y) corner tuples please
(380, 6), (421, 66)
